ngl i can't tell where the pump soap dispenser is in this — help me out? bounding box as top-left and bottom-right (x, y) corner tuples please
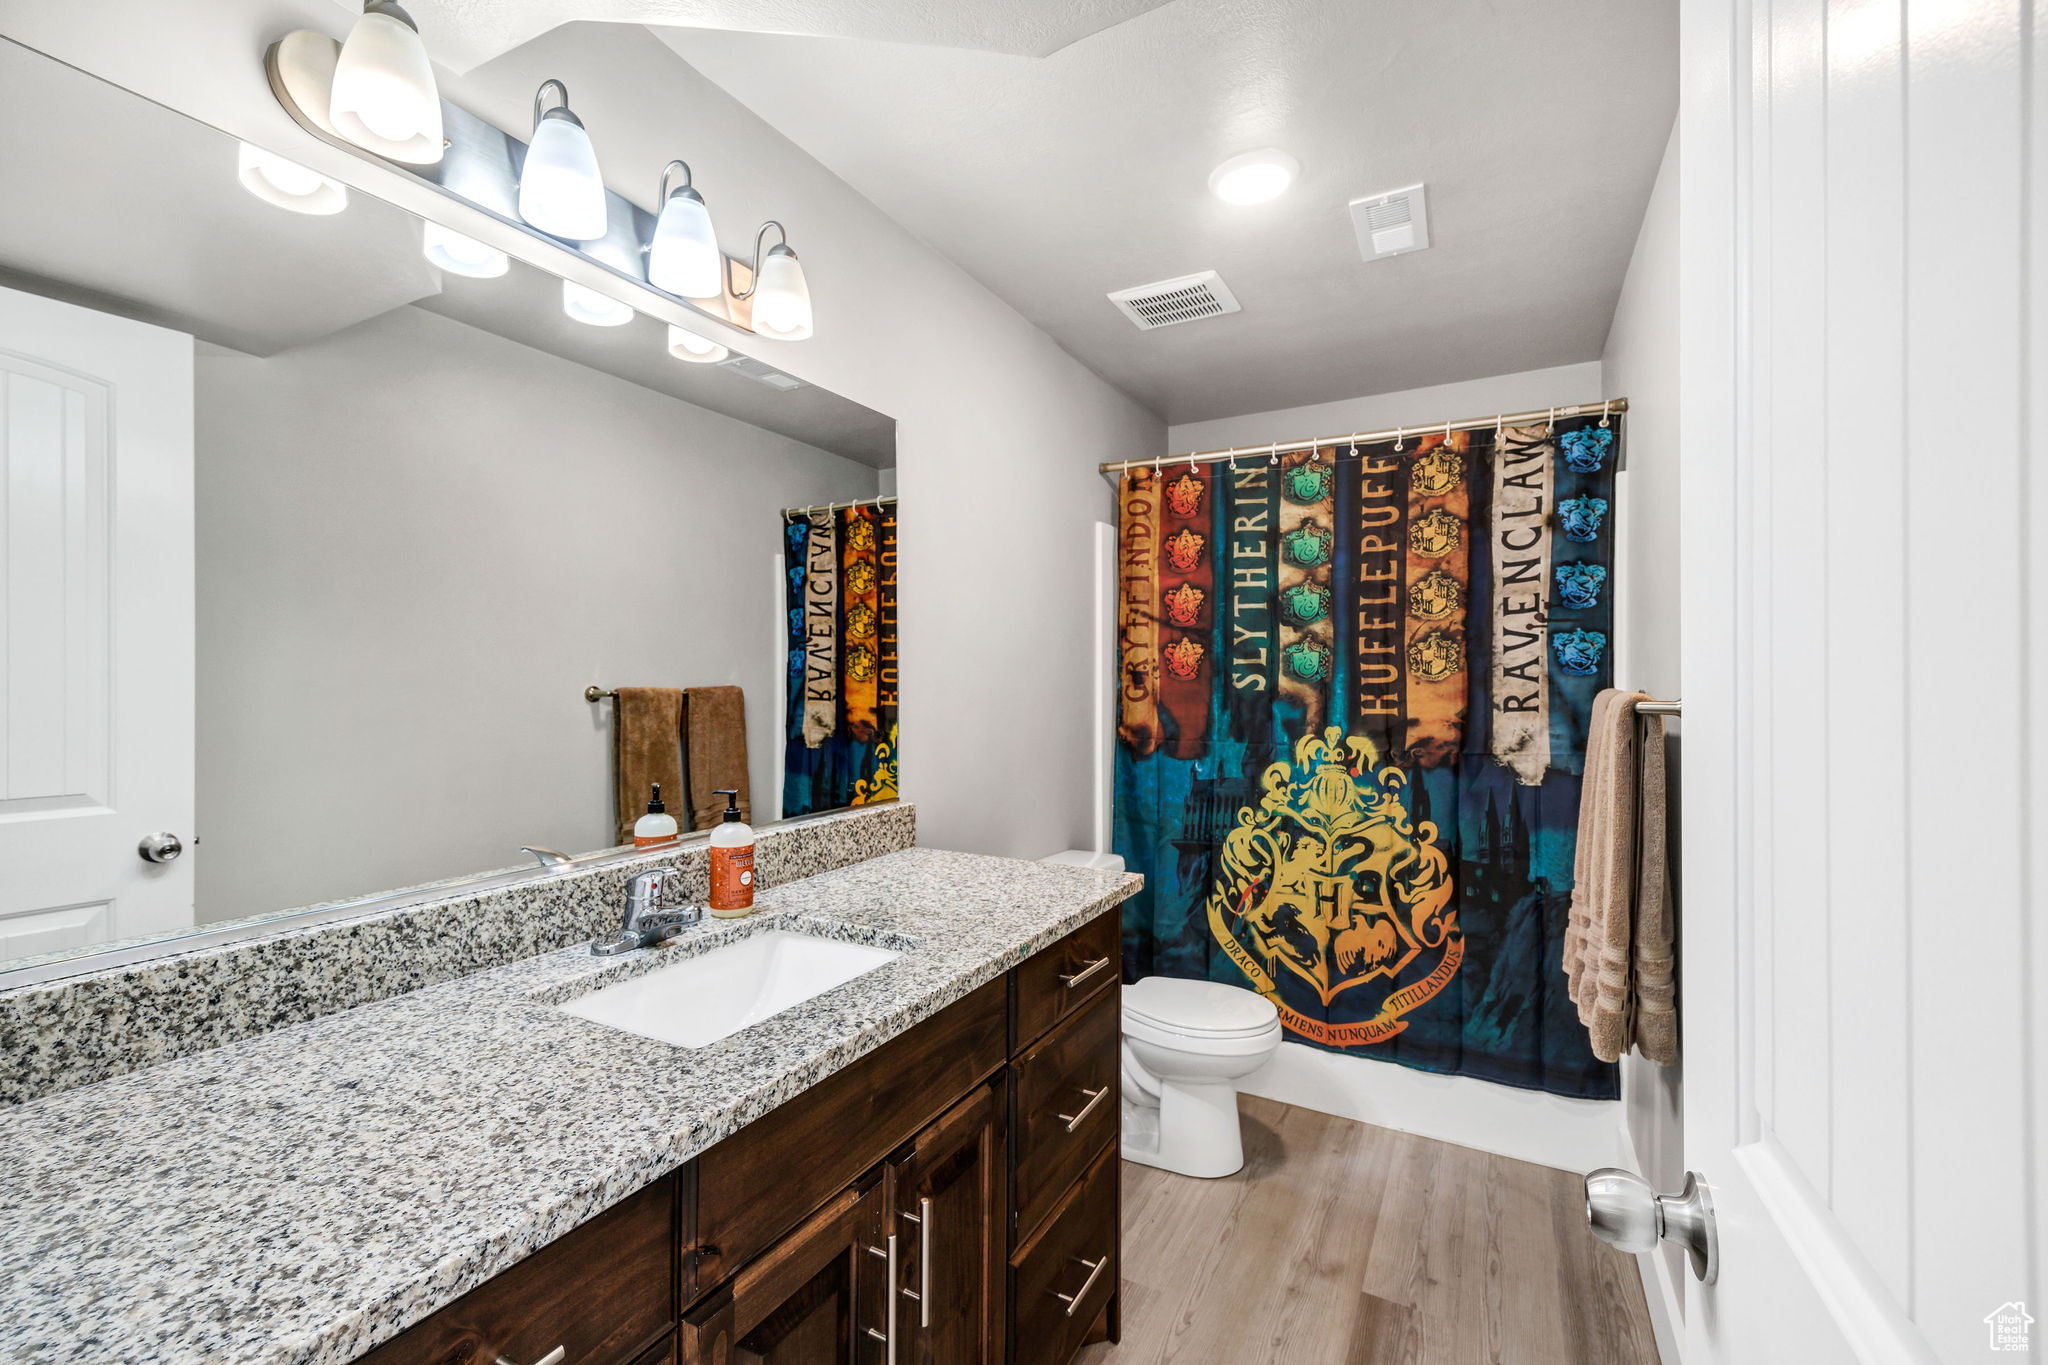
(708, 789), (755, 917)
(634, 784), (679, 847)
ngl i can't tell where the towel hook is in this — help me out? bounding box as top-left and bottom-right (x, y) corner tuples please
(1601, 399), (1613, 428)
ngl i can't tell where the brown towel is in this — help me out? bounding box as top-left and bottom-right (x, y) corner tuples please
(612, 687), (684, 846)
(1564, 690), (1677, 1065)
(683, 686), (751, 830)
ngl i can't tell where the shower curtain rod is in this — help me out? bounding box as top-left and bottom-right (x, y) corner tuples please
(781, 494), (897, 520)
(1097, 398), (1630, 475)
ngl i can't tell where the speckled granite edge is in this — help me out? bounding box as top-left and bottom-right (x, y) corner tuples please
(0, 849), (1143, 1365)
(0, 803), (915, 1106)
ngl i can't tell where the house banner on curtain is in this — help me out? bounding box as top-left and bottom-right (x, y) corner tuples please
(1113, 415), (1621, 1099)
(782, 503), (899, 818)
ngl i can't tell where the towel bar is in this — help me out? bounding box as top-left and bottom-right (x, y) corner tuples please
(1636, 698), (1681, 716)
(585, 686), (616, 703)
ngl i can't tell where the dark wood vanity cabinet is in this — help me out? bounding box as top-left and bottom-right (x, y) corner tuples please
(357, 909), (1121, 1365)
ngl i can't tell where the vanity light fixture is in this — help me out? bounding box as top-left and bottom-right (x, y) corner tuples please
(729, 222), (813, 341)
(667, 324), (729, 364)
(421, 221), (508, 278)
(562, 279), (633, 327)
(237, 142), (348, 215)
(518, 80), (607, 240)
(647, 160), (722, 299)
(1208, 149), (1299, 205)
(328, 0), (443, 165)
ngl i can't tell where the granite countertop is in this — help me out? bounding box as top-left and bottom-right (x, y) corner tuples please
(0, 847), (1140, 1365)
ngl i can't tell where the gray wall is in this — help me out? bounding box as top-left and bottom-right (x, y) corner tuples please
(1601, 118), (1683, 1327)
(195, 305), (875, 923)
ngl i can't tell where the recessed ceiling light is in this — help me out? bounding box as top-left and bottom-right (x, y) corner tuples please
(237, 142), (348, 215)
(1209, 149), (1299, 206)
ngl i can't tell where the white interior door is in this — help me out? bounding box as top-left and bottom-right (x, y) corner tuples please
(0, 283), (193, 960)
(1679, 0), (2041, 1359)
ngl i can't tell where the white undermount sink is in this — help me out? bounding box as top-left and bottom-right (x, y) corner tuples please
(559, 929), (900, 1049)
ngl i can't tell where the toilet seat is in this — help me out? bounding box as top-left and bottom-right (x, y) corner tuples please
(1122, 977), (1280, 1040)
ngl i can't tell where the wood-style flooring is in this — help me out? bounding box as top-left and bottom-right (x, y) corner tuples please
(1073, 1095), (1661, 1365)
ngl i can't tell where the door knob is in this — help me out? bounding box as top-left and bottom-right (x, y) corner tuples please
(1584, 1167), (1718, 1284)
(137, 832), (184, 864)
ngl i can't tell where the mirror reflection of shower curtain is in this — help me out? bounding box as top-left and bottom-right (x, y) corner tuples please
(782, 504), (898, 818)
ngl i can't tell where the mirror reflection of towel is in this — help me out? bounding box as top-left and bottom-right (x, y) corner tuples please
(684, 686), (751, 829)
(612, 687), (684, 846)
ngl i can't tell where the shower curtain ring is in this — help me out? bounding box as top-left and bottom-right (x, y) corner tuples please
(1189, 450), (1199, 473)
(1547, 406), (1556, 434)
(1445, 420), (1452, 443)
(1496, 413), (1504, 437)
(1269, 443), (1279, 466)
(1395, 426), (1404, 451)
(1600, 399), (1612, 428)
(1228, 448), (1239, 471)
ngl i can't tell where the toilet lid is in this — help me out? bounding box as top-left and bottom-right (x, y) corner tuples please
(1123, 976), (1280, 1038)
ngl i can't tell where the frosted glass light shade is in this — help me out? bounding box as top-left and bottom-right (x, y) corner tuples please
(422, 222), (507, 278)
(752, 246), (812, 340)
(562, 280), (633, 327)
(648, 190), (722, 299)
(237, 142), (348, 215)
(667, 324), (729, 364)
(329, 2), (443, 165)
(520, 112), (607, 240)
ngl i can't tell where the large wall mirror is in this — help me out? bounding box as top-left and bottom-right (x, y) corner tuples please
(0, 37), (898, 980)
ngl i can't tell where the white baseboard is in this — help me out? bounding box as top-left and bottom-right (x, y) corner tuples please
(1237, 1040), (1625, 1173)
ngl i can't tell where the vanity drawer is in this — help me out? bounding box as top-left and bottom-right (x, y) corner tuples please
(1010, 910), (1119, 1052)
(358, 1174), (674, 1365)
(693, 976), (1008, 1292)
(1009, 1145), (1118, 1365)
(1010, 985), (1119, 1245)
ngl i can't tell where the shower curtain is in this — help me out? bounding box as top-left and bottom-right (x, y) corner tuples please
(781, 503), (899, 818)
(1113, 416), (1620, 1099)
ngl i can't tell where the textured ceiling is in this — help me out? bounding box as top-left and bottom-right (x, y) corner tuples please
(657, 0), (1679, 423)
(334, 0), (1174, 73)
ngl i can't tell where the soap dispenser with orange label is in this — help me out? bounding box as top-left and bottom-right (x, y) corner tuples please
(707, 789), (755, 917)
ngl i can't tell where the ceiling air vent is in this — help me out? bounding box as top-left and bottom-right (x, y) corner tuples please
(1349, 183), (1431, 261)
(719, 353), (806, 391)
(1107, 270), (1242, 331)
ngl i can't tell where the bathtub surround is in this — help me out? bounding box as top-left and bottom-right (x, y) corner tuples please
(0, 847), (1140, 1365)
(0, 802), (914, 1107)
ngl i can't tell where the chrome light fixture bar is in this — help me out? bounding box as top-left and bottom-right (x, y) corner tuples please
(262, 28), (808, 342)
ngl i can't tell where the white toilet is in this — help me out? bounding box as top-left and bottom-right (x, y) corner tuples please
(1119, 976), (1283, 1179)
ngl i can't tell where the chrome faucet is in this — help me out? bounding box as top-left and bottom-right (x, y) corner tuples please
(591, 867), (702, 955)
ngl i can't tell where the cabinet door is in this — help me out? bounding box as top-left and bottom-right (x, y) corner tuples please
(680, 1174), (892, 1365)
(889, 1080), (1003, 1365)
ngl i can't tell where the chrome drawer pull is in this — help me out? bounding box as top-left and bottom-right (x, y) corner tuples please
(494, 1350), (565, 1365)
(1052, 1254), (1110, 1318)
(1059, 957), (1110, 990)
(1057, 1086), (1110, 1133)
(917, 1196), (932, 1327)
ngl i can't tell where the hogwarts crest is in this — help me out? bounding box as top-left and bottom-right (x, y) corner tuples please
(1164, 528), (1206, 573)
(1281, 636), (1330, 683)
(1552, 627), (1606, 677)
(1411, 446), (1465, 497)
(1166, 471), (1205, 518)
(1283, 461), (1333, 504)
(1279, 580), (1331, 625)
(845, 560), (877, 596)
(846, 516), (878, 555)
(1407, 629), (1463, 683)
(1163, 636), (1205, 680)
(1206, 727), (1461, 1047)
(846, 602), (877, 640)
(1163, 582), (1206, 627)
(1409, 508), (1463, 558)
(846, 644), (878, 683)
(1408, 568), (1463, 620)
(1281, 520), (1332, 568)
